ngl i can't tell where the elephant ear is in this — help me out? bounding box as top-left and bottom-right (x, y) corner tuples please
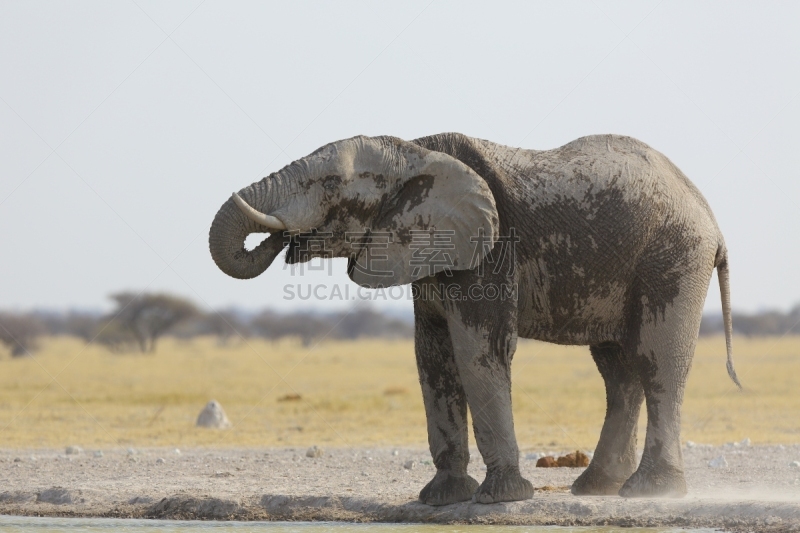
(347, 148), (499, 288)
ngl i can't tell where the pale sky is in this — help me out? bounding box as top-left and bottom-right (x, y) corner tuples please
(1, 1), (798, 315)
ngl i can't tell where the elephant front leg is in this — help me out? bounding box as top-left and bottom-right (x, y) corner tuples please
(445, 305), (533, 504)
(414, 298), (478, 506)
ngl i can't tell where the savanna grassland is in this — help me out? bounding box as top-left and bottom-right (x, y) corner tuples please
(0, 335), (798, 450)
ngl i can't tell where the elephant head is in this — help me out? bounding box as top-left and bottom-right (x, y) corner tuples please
(209, 136), (499, 287)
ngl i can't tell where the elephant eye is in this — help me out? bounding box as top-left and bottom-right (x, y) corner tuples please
(323, 175), (341, 191)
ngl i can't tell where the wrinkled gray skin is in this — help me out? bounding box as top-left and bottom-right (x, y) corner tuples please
(209, 133), (739, 505)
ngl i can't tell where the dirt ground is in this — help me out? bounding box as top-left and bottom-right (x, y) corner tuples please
(1, 444), (799, 531)
(3, 336), (800, 530)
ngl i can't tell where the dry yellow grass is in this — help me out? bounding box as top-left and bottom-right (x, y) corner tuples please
(0, 335), (798, 450)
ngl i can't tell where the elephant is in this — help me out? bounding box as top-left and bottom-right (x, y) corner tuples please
(209, 132), (739, 504)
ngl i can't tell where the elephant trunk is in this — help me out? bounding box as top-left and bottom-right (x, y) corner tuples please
(209, 177), (288, 280)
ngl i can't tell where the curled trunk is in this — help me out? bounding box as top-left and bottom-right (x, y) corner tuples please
(209, 179), (287, 279)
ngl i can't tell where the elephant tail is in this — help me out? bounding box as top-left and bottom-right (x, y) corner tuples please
(715, 247), (742, 389)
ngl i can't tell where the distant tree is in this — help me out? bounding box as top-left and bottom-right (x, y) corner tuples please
(698, 313), (723, 337)
(108, 292), (198, 352)
(197, 310), (251, 346)
(333, 307), (412, 339)
(251, 310), (330, 346)
(0, 312), (44, 357)
(732, 310), (784, 336)
(699, 304), (800, 337)
(92, 318), (140, 353)
(249, 307), (412, 346)
(64, 312), (104, 342)
(249, 310), (282, 341)
(789, 305), (800, 331)
(34, 311), (102, 342)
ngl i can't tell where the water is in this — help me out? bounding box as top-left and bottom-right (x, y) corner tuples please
(0, 516), (717, 533)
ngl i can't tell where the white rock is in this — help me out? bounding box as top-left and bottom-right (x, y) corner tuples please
(391, 450), (399, 456)
(739, 438), (751, 447)
(156, 457), (166, 464)
(403, 460), (416, 470)
(306, 446), (324, 458)
(127, 448), (137, 455)
(65, 446), (82, 455)
(708, 455), (728, 468)
(93, 451), (103, 458)
(196, 400), (231, 429)
(525, 452), (544, 461)
(686, 441), (696, 448)
(174, 449), (181, 455)
(789, 461), (800, 468)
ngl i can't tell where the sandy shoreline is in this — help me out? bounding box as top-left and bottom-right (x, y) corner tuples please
(2, 445), (799, 531)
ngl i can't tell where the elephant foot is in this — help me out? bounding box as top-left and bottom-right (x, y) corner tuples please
(419, 470), (479, 506)
(472, 466), (534, 504)
(618, 463), (687, 498)
(571, 459), (636, 496)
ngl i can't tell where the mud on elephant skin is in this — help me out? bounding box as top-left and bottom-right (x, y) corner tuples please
(209, 132), (740, 503)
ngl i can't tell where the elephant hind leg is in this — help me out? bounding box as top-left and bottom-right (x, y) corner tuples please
(618, 336), (691, 498)
(572, 342), (644, 495)
(618, 267), (710, 498)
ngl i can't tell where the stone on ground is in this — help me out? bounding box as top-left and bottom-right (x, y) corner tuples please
(709, 455), (728, 468)
(306, 446), (323, 458)
(196, 400), (231, 429)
